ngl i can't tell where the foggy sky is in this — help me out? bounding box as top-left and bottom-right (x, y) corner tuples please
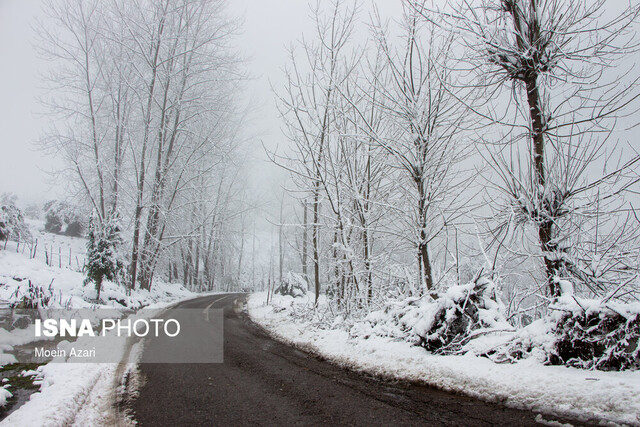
(0, 0), (404, 205)
(0, 0), (50, 203)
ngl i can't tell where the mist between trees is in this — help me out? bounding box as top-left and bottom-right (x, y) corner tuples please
(269, 0), (640, 321)
(37, 0), (250, 294)
(33, 0), (640, 324)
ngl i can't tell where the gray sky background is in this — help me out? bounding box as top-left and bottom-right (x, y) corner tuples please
(0, 0), (50, 203)
(0, 0), (405, 205)
(4, 0), (633, 208)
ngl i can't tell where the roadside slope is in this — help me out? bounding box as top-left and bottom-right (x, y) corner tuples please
(248, 292), (640, 426)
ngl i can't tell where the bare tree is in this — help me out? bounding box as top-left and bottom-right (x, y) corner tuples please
(276, 0), (358, 304)
(40, 0), (247, 291)
(355, 7), (472, 291)
(413, 0), (640, 296)
(39, 0), (127, 222)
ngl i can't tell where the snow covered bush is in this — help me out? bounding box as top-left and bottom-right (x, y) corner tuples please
(22, 203), (42, 220)
(350, 296), (428, 342)
(274, 272), (307, 297)
(84, 214), (126, 301)
(414, 277), (512, 354)
(491, 282), (640, 371)
(0, 202), (31, 244)
(10, 280), (54, 309)
(43, 200), (86, 237)
(548, 297), (640, 370)
(351, 277), (513, 355)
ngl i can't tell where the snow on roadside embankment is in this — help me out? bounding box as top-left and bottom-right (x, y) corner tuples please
(248, 292), (640, 426)
(0, 289), (206, 426)
(0, 230), (203, 426)
(0, 295), (204, 427)
(0, 221), (197, 310)
(2, 362), (119, 426)
(0, 249), (196, 310)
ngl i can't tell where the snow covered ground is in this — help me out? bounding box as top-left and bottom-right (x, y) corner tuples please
(0, 249), (197, 310)
(0, 220), (196, 310)
(6, 219), (87, 271)
(0, 223), (208, 425)
(248, 292), (640, 426)
(2, 362), (124, 426)
(0, 292), (211, 426)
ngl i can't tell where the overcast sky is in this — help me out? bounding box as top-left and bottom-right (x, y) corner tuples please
(0, 0), (405, 205)
(0, 0), (48, 203)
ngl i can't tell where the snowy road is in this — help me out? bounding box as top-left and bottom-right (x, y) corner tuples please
(132, 294), (571, 426)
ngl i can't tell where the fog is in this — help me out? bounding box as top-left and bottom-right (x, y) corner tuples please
(0, 0), (405, 205)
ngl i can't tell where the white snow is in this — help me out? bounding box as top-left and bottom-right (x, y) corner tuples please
(248, 292), (640, 425)
(0, 325), (53, 347)
(0, 249), (197, 310)
(2, 363), (111, 425)
(0, 293), (205, 426)
(0, 224), (210, 425)
(0, 386), (12, 408)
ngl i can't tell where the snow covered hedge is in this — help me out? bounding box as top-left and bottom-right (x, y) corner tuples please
(550, 298), (640, 370)
(274, 272), (307, 298)
(352, 277), (513, 355)
(43, 200), (86, 237)
(349, 276), (640, 370)
(495, 295), (640, 371)
(263, 267), (640, 371)
(0, 203), (31, 243)
(416, 278), (512, 354)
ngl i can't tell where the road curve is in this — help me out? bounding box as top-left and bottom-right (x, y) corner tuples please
(132, 293), (574, 426)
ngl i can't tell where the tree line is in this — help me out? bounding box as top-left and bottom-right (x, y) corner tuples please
(273, 0), (640, 318)
(39, 0), (249, 293)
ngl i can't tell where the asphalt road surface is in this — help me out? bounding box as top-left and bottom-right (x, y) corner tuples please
(132, 293), (579, 426)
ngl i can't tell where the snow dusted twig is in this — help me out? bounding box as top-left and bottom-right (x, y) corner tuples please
(601, 275), (637, 305)
(571, 296), (587, 314)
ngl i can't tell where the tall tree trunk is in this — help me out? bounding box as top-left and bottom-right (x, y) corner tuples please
(525, 76), (558, 296)
(302, 198), (308, 285)
(111, 80), (127, 216)
(506, 2), (558, 297)
(363, 226), (372, 301)
(312, 95), (331, 305)
(81, 17), (105, 222)
(237, 220), (245, 283)
(363, 149), (373, 302)
(419, 239), (433, 291)
(416, 177), (434, 290)
(129, 10), (166, 290)
(252, 220), (256, 287)
(194, 240), (201, 291)
(279, 197), (284, 284)
(312, 189), (320, 305)
(139, 61), (173, 291)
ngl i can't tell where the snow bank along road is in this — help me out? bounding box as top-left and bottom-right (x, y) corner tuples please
(132, 294), (581, 426)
